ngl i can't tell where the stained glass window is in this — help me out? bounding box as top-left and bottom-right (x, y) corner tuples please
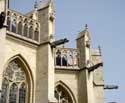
(1, 60), (29, 103)
(19, 83), (27, 103)
(1, 79), (8, 103)
(55, 85), (73, 103)
(62, 51), (67, 66)
(56, 50), (61, 66)
(9, 83), (18, 103)
(11, 15), (17, 33)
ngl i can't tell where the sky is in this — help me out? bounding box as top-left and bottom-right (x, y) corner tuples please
(9, 0), (125, 103)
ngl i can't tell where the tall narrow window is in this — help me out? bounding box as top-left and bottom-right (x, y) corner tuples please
(1, 79), (8, 103)
(9, 84), (18, 103)
(11, 15), (17, 33)
(24, 24), (28, 37)
(29, 26), (33, 39)
(55, 84), (74, 103)
(19, 83), (27, 103)
(34, 29), (39, 41)
(7, 17), (11, 31)
(18, 22), (22, 35)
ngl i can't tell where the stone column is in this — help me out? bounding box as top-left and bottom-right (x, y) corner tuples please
(35, 1), (56, 103)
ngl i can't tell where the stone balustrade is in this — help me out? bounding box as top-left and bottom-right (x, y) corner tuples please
(55, 48), (79, 69)
(6, 9), (40, 42)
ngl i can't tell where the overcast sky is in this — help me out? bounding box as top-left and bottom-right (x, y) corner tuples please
(10, 0), (125, 102)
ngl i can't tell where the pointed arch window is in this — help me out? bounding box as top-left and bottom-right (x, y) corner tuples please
(9, 83), (18, 103)
(18, 22), (23, 35)
(19, 83), (27, 103)
(1, 79), (8, 103)
(7, 17), (11, 31)
(56, 50), (61, 66)
(24, 24), (28, 37)
(11, 15), (17, 33)
(55, 84), (74, 103)
(0, 59), (31, 103)
(29, 26), (33, 39)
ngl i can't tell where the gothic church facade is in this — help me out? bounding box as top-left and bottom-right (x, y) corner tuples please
(0, 0), (104, 103)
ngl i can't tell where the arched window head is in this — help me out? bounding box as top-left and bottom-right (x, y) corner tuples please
(34, 28), (39, 41)
(55, 84), (74, 103)
(29, 26), (33, 39)
(1, 79), (8, 103)
(18, 22), (23, 35)
(1, 59), (30, 103)
(11, 15), (17, 33)
(19, 83), (27, 103)
(24, 24), (28, 37)
(7, 17), (11, 31)
(56, 50), (61, 66)
(9, 83), (18, 103)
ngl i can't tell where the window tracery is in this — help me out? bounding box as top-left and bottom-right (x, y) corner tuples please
(55, 48), (78, 68)
(19, 83), (27, 103)
(1, 60), (28, 103)
(9, 83), (18, 103)
(56, 50), (61, 66)
(55, 85), (73, 103)
(6, 9), (40, 42)
(1, 79), (8, 103)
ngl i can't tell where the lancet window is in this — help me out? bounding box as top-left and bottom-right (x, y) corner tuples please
(34, 28), (39, 41)
(11, 15), (17, 33)
(18, 22), (23, 35)
(0, 60), (29, 103)
(29, 26), (33, 39)
(23, 24), (28, 37)
(6, 9), (40, 42)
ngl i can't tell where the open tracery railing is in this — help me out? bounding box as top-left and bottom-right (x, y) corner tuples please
(55, 48), (79, 69)
(6, 9), (40, 43)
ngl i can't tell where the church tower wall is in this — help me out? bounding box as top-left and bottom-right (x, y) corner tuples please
(76, 26), (95, 103)
(36, 1), (56, 103)
(0, 1), (105, 103)
(0, 0), (7, 93)
(91, 48), (104, 103)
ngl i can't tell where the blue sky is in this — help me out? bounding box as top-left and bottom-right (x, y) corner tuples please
(10, 0), (125, 102)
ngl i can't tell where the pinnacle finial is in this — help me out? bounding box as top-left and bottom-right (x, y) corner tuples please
(85, 24), (88, 30)
(34, 1), (38, 9)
